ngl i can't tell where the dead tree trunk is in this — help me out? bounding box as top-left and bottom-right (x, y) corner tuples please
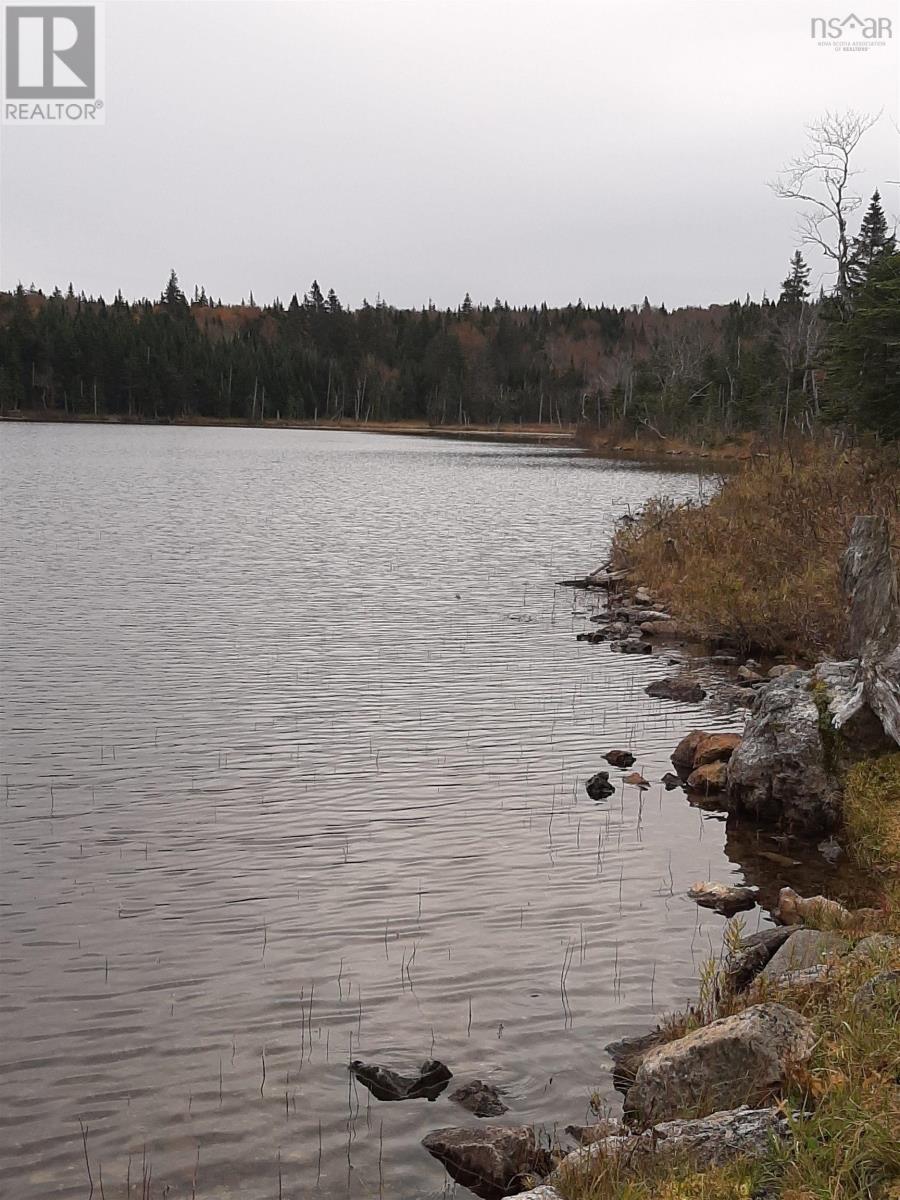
(833, 515), (900, 745)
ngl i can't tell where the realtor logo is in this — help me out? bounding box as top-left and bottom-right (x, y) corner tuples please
(6, 5), (94, 96)
(3, 4), (104, 122)
(810, 13), (893, 48)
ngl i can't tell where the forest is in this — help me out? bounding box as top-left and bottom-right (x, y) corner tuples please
(0, 191), (896, 441)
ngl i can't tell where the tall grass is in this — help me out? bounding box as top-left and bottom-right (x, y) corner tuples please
(610, 442), (900, 658)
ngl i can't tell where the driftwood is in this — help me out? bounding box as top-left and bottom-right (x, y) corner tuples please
(832, 516), (900, 746)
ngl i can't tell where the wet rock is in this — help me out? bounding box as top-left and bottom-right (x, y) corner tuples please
(350, 1058), (452, 1101)
(604, 750), (636, 768)
(640, 619), (685, 637)
(768, 664), (800, 679)
(725, 927), (796, 992)
(671, 729), (707, 770)
(853, 969), (900, 1009)
(760, 929), (849, 981)
(623, 771), (650, 788)
(625, 1003), (815, 1124)
(693, 733), (742, 766)
(646, 676), (707, 703)
(612, 639), (652, 654)
(604, 1028), (669, 1091)
(576, 630), (606, 643)
(718, 685), (757, 708)
(686, 762), (728, 793)
(737, 666), (766, 684)
(421, 1125), (551, 1200)
(712, 653), (740, 664)
(564, 1118), (621, 1145)
(725, 671), (844, 834)
(818, 837), (843, 863)
(661, 772), (683, 789)
(775, 886), (850, 927)
(634, 587), (653, 604)
(585, 771), (615, 800)
(688, 881), (758, 915)
(554, 1106), (788, 1176)
(755, 849), (801, 868)
(450, 1080), (508, 1118)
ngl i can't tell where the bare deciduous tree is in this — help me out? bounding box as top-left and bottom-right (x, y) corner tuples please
(771, 110), (879, 311)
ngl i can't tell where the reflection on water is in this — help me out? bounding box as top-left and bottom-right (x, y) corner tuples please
(0, 425), (847, 1200)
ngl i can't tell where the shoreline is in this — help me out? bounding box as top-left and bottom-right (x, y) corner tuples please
(0, 411), (748, 470)
(0, 410), (577, 448)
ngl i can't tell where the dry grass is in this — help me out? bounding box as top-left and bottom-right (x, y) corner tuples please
(609, 441), (900, 658)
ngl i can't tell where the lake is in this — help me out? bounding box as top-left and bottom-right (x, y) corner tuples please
(1, 424), (767, 1199)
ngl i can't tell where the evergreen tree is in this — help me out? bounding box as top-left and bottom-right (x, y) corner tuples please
(848, 190), (896, 288)
(162, 269), (187, 309)
(779, 251), (810, 305)
(827, 251), (900, 437)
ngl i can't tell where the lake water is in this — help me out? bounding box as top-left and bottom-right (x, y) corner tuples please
(0, 424), (804, 1200)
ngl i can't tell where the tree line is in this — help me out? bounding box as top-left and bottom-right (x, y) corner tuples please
(0, 143), (896, 441)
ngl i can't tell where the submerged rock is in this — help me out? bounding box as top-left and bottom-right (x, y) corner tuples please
(422, 1125), (551, 1200)
(647, 676), (707, 703)
(349, 1058), (452, 1102)
(450, 1080), (508, 1118)
(554, 1106), (788, 1175)
(760, 929), (849, 981)
(661, 771), (684, 790)
(585, 771), (615, 800)
(688, 881), (758, 915)
(604, 750), (636, 768)
(612, 639), (652, 654)
(625, 1003), (815, 1124)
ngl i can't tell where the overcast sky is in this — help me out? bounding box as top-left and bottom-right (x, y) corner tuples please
(1, 0), (897, 309)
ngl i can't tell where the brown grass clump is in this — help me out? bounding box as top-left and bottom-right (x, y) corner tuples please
(610, 441), (900, 658)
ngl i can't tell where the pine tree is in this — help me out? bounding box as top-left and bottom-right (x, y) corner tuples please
(827, 250), (900, 436)
(848, 191), (896, 288)
(162, 269), (187, 309)
(326, 288), (342, 314)
(460, 292), (473, 315)
(779, 251), (810, 305)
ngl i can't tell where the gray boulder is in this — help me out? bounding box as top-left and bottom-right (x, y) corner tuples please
(725, 669), (843, 833)
(421, 1125), (551, 1199)
(625, 1003), (814, 1124)
(759, 929), (849, 981)
(848, 933), (898, 961)
(554, 1106), (787, 1176)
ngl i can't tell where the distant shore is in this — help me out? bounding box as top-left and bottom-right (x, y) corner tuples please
(0, 410), (578, 448)
(0, 410), (758, 466)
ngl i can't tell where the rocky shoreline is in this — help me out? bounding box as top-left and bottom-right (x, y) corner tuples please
(338, 518), (898, 1200)
(402, 517), (899, 1199)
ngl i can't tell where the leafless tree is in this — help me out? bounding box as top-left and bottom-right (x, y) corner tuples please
(771, 110), (879, 310)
